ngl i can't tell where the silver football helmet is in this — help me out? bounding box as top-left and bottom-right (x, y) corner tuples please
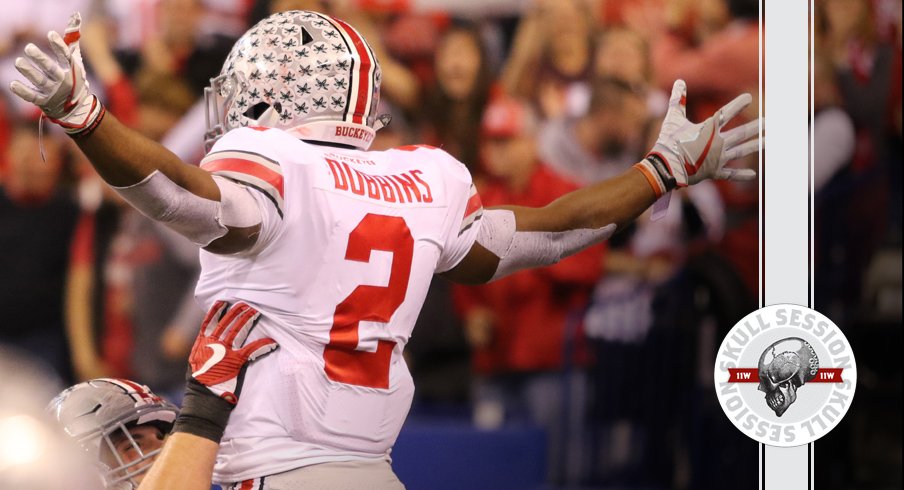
(47, 378), (178, 489)
(205, 10), (388, 151)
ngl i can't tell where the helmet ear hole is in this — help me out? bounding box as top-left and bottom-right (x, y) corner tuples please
(244, 101), (272, 120)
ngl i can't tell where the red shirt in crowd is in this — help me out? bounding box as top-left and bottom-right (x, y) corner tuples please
(453, 164), (604, 375)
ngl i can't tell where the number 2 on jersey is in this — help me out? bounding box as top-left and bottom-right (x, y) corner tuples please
(323, 213), (413, 389)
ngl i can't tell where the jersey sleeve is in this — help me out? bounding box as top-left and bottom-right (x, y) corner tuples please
(200, 128), (286, 218)
(200, 128), (287, 252)
(435, 158), (483, 273)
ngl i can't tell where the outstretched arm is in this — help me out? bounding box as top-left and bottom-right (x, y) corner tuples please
(76, 110), (216, 193)
(442, 168), (656, 284)
(444, 79), (760, 284)
(9, 13), (258, 254)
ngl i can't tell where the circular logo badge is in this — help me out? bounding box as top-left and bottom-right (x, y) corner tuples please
(713, 304), (857, 447)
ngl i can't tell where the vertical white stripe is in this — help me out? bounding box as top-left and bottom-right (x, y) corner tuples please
(758, 0), (764, 310)
(810, 0), (817, 312)
(758, 0), (765, 478)
(809, 1), (817, 484)
(765, 0), (808, 306)
(763, 0), (811, 488)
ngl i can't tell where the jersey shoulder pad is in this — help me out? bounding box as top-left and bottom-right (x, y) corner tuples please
(201, 127), (286, 216)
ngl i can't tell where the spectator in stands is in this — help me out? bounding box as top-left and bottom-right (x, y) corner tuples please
(650, 0), (759, 120)
(538, 77), (651, 185)
(823, 0), (901, 166)
(421, 21), (494, 175)
(595, 25), (668, 121)
(453, 97), (603, 485)
(814, 0), (900, 319)
(812, 50), (857, 193)
(87, 0), (234, 96)
(502, 0), (596, 119)
(0, 122), (80, 383)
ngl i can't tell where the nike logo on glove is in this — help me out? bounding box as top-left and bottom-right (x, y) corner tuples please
(62, 71), (78, 113)
(684, 124), (717, 176)
(192, 344), (227, 378)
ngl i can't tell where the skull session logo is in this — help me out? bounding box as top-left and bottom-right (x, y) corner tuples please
(756, 338), (821, 417)
(714, 304), (857, 447)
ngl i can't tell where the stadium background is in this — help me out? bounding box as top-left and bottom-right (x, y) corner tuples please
(1, 0), (900, 488)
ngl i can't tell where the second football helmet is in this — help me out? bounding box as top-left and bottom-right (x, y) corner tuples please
(205, 10), (386, 151)
(47, 378), (178, 489)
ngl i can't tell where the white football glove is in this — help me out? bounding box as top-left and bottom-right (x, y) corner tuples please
(636, 80), (760, 196)
(9, 12), (105, 137)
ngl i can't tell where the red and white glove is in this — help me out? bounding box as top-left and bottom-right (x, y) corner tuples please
(175, 301), (277, 442)
(635, 80), (760, 197)
(188, 301), (278, 404)
(9, 12), (105, 137)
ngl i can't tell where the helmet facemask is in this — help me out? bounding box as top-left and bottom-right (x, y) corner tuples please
(83, 415), (169, 489)
(204, 71), (241, 152)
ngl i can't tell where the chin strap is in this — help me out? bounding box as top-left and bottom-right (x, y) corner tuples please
(373, 113), (392, 131)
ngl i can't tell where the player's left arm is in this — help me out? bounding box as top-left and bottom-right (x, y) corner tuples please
(443, 80), (760, 284)
(441, 169), (655, 284)
(8, 13), (259, 255)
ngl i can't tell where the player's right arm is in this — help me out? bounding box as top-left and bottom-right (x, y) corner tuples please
(8, 13), (260, 255)
(443, 79), (760, 285)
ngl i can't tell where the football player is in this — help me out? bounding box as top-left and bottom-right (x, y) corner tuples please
(49, 378), (179, 489)
(11, 10), (759, 489)
(49, 301), (276, 490)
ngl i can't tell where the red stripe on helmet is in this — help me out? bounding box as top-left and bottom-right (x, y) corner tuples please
(107, 378), (154, 402)
(332, 18), (374, 125)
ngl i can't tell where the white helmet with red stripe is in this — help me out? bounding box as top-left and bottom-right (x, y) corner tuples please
(205, 10), (386, 151)
(47, 378), (178, 489)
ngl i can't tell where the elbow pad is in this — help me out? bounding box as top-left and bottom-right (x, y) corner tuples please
(114, 171), (260, 247)
(476, 209), (616, 281)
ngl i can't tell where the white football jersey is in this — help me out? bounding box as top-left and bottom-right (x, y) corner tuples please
(194, 127), (483, 482)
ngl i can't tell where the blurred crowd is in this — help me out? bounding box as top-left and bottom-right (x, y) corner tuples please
(0, 0), (900, 488)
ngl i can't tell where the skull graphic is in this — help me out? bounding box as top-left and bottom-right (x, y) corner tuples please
(757, 338), (819, 417)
